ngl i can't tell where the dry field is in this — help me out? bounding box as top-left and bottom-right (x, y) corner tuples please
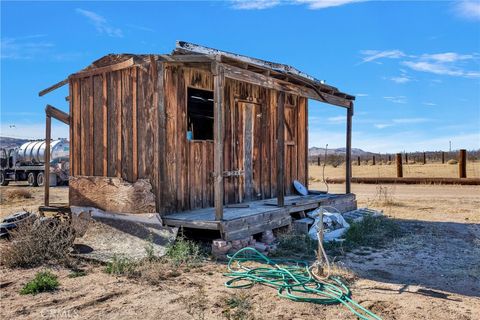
(310, 161), (480, 179)
(0, 179), (479, 320)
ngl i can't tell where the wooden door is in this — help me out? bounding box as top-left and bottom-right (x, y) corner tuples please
(232, 101), (263, 203)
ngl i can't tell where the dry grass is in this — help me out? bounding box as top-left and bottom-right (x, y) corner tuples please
(1, 218), (75, 268)
(1, 189), (32, 202)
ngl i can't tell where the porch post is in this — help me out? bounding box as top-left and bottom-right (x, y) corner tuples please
(345, 103), (353, 194)
(212, 62), (225, 221)
(277, 92), (285, 206)
(44, 114), (51, 206)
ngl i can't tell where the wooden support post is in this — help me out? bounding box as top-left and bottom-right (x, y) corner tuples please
(357, 156), (361, 166)
(372, 155), (376, 165)
(277, 91), (286, 206)
(213, 62), (225, 220)
(388, 154), (391, 162)
(459, 149), (467, 178)
(345, 105), (353, 194)
(396, 153), (403, 178)
(317, 156), (320, 166)
(44, 115), (51, 206)
(442, 151), (445, 164)
(405, 153), (408, 164)
(423, 152), (426, 165)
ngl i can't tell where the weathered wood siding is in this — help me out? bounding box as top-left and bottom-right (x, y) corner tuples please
(70, 62), (308, 215)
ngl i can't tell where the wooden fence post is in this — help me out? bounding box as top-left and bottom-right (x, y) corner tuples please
(388, 154), (391, 162)
(405, 153), (408, 164)
(372, 155), (376, 165)
(44, 115), (51, 206)
(396, 153), (403, 178)
(459, 149), (467, 178)
(423, 152), (426, 165)
(357, 156), (361, 166)
(442, 152), (445, 164)
(317, 156), (320, 166)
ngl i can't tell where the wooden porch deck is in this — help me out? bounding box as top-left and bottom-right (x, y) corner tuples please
(163, 193), (357, 240)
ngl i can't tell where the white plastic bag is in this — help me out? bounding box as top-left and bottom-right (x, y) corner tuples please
(307, 208), (350, 242)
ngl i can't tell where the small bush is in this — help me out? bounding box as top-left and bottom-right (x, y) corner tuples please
(1, 219), (75, 268)
(223, 292), (254, 320)
(165, 237), (204, 266)
(3, 189), (32, 201)
(20, 271), (59, 295)
(105, 255), (137, 276)
(68, 269), (87, 278)
(447, 159), (458, 165)
(345, 215), (402, 248)
(272, 232), (317, 259)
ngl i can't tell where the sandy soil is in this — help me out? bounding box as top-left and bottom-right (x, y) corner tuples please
(1, 180), (479, 320)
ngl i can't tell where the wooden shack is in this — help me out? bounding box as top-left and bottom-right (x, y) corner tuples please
(40, 41), (356, 240)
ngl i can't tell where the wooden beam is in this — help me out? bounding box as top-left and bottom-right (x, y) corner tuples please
(220, 63), (352, 108)
(39, 79), (68, 97)
(44, 115), (51, 206)
(345, 104), (353, 194)
(132, 67), (138, 181)
(212, 62), (225, 221)
(277, 91), (285, 206)
(396, 153), (403, 178)
(459, 149), (467, 178)
(102, 73), (108, 176)
(70, 58), (135, 80)
(45, 104), (70, 125)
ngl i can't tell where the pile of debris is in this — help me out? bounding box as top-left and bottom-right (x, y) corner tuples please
(212, 230), (277, 259)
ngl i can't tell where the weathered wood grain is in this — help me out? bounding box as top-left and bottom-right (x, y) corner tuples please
(69, 176), (156, 213)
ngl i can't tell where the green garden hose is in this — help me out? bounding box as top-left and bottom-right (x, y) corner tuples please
(225, 247), (382, 320)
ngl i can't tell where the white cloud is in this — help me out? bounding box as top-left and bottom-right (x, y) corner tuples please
(454, 0), (480, 21)
(231, 0), (366, 10)
(392, 118), (431, 124)
(402, 60), (480, 78)
(76, 8), (123, 37)
(389, 76), (411, 84)
(231, 0), (280, 10)
(423, 102), (437, 106)
(1, 35), (54, 60)
(383, 96), (407, 104)
(355, 93), (369, 97)
(421, 52), (474, 63)
(359, 49), (405, 63)
(374, 124), (393, 129)
(327, 115), (346, 124)
(295, 0), (366, 10)
(126, 24), (155, 32)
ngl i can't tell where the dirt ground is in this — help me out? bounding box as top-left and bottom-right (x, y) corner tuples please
(1, 178), (479, 320)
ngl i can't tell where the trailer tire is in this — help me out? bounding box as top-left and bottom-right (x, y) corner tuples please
(28, 172), (38, 187)
(37, 172), (45, 187)
(0, 171), (8, 186)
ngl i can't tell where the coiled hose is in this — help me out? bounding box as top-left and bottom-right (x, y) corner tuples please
(225, 247), (382, 320)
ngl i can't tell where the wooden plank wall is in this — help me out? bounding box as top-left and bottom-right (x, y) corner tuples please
(70, 62), (308, 215)
(69, 63), (161, 212)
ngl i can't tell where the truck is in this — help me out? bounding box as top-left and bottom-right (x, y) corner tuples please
(0, 139), (69, 187)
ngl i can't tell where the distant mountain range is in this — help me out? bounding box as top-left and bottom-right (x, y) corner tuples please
(309, 147), (373, 157)
(0, 137), (29, 149)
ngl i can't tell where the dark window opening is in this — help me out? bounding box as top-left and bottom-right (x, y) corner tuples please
(187, 87), (214, 140)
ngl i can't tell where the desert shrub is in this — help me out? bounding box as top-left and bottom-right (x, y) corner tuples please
(105, 255), (137, 276)
(386, 161), (392, 165)
(20, 270), (59, 295)
(223, 292), (254, 320)
(68, 269), (87, 278)
(345, 215), (402, 248)
(165, 237), (204, 266)
(3, 189), (32, 202)
(447, 159), (458, 165)
(272, 232), (317, 259)
(1, 219), (75, 268)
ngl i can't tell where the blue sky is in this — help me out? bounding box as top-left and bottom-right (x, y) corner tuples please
(1, 0), (479, 152)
